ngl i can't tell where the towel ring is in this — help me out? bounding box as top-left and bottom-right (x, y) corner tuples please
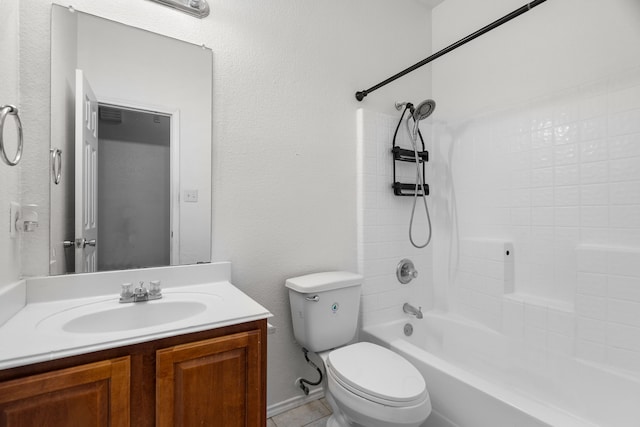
(0, 105), (23, 166)
(51, 148), (62, 184)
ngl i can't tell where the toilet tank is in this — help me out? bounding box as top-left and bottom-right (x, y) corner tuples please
(286, 272), (362, 353)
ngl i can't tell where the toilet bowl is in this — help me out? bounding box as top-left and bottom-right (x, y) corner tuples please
(320, 342), (431, 427)
(285, 272), (432, 427)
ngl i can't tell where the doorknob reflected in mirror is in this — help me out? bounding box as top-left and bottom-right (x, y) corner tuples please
(70, 238), (97, 249)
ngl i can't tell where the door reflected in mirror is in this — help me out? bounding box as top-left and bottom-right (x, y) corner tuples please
(50, 5), (212, 275)
(97, 105), (173, 272)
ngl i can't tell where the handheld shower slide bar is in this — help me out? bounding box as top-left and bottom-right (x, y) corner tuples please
(354, 0), (549, 102)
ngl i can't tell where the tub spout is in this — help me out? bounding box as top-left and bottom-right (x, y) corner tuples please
(403, 303), (423, 319)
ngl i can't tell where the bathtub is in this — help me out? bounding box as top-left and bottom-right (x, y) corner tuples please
(361, 312), (640, 427)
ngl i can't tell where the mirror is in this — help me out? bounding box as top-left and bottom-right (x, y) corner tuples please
(50, 5), (212, 275)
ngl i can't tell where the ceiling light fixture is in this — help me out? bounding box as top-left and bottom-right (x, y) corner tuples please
(148, 0), (210, 18)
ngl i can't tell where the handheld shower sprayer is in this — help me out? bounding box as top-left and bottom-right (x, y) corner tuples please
(402, 99), (436, 249)
(412, 99), (436, 122)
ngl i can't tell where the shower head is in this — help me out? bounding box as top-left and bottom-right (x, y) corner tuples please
(413, 99), (436, 121)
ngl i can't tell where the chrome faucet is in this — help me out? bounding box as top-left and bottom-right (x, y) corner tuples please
(403, 303), (423, 319)
(120, 280), (162, 303)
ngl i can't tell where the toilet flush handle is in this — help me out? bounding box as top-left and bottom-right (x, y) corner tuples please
(305, 295), (320, 302)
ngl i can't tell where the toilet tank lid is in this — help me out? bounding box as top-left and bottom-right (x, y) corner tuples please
(285, 271), (363, 293)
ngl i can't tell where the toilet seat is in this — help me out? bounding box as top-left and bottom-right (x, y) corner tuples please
(326, 342), (427, 407)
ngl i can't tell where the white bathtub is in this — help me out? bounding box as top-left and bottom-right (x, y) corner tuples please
(361, 312), (640, 427)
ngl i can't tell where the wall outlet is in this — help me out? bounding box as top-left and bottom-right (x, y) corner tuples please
(184, 190), (198, 203)
(9, 202), (19, 239)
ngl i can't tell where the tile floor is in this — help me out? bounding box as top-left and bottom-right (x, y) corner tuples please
(267, 398), (332, 427)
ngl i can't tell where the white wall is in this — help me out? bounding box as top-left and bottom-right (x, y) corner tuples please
(49, 5), (76, 275)
(0, 0), (21, 289)
(18, 0), (433, 410)
(432, 0), (640, 375)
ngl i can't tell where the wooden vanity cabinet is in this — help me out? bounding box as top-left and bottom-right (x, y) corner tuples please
(0, 357), (130, 427)
(0, 320), (266, 427)
(156, 329), (263, 427)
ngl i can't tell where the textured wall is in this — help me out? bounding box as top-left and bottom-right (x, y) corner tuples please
(0, 0), (21, 289)
(432, 0), (640, 376)
(17, 0), (432, 410)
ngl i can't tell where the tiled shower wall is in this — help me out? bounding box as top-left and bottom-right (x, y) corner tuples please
(356, 109), (434, 326)
(438, 68), (640, 375)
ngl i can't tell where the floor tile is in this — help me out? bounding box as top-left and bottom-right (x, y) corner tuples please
(271, 400), (330, 427)
(303, 415), (330, 427)
(319, 398), (331, 412)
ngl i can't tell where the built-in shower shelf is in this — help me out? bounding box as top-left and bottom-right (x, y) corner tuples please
(392, 146), (429, 163)
(392, 182), (430, 197)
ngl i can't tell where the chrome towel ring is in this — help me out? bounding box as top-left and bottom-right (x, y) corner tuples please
(0, 105), (23, 166)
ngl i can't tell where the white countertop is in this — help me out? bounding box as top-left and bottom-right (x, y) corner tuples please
(0, 263), (272, 370)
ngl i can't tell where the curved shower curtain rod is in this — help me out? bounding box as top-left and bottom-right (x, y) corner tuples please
(354, 0), (549, 102)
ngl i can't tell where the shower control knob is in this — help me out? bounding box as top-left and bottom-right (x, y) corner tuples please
(397, 259), (418, 284)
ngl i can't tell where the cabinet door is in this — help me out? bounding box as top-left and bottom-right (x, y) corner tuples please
(0, 356), (130, 427)
(156, 330), (263, 427)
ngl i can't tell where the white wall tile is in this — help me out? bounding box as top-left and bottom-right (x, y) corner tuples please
(609, 133), (640, 159)
(576, 272), (607, 296)
(548, 332), (574, 356)
(577, 247), (608, 273)
(607, 250), (640, 277)
(607, 322), (640, 352)
(580, 161), (608, 184)
(529, 187), (553, 207)
(555, 165), (580, 186)
(576, 339), (606, 364)
(610, 205), (640, 229)
(580, 206), (609, 227)
(610, 157), (640, 182)
(524, 303), (548, 329)
(610, 181), (640, 205)
(608, 275), (640, 302)
(576, 317), (606, 343)
(608, 109), (640, 136)
(554, 143), (578, 166)
(547, 309), (575, 336)
(607, 347), (640, 374)
(580, 184), (609, 205)
(575, 294), (607, 320)
(608, 299), (640, 327)
(554, 186), (579, 206)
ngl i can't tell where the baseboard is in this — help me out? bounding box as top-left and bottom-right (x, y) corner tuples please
(423, 410), (459, 427)
(267, 387), (325, 418)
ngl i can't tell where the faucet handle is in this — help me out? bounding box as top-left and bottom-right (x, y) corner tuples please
(149, 280), (162, 296)
(120, 282), (133, 298)
(397, 259), (418, 284)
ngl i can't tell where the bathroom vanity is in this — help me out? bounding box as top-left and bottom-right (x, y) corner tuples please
(0, 263), (271, 427)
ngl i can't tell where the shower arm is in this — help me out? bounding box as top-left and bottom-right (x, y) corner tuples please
(354, 0), (548, 102)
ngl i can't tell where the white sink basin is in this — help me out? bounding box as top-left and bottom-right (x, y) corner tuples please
(37, 292), (221, 334)
(62, 301), (207, 333)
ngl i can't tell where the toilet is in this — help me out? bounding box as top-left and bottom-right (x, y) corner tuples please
(286, 272), (431, 427)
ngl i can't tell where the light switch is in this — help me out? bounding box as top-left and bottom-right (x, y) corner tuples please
(184, 190), (198, 203)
